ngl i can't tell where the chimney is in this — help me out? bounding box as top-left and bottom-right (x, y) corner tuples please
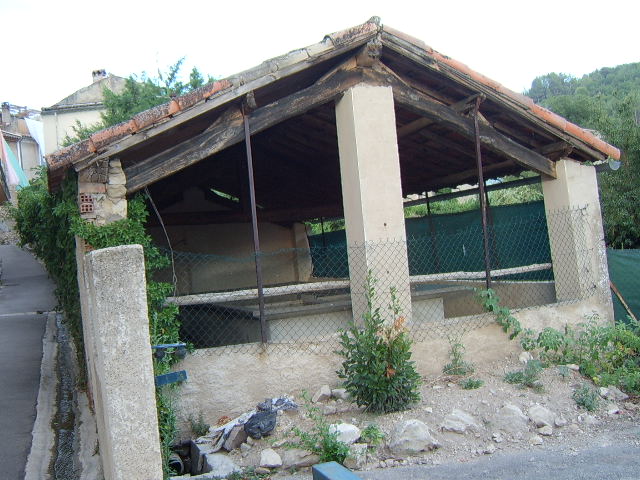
(92, 69), (107, 83)
(1, 102), (10, 126)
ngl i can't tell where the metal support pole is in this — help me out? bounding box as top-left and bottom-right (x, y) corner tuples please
(242, 106), (268, 343)
(473, 97), (492, 289)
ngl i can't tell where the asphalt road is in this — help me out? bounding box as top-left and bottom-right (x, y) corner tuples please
(0, 245), (55, 480)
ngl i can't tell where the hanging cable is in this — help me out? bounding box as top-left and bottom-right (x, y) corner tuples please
(144, 186), (178, 295)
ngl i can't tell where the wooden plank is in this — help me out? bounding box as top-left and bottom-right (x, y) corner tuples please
(411, 263), (552, 283)
(125, 69), (365, 193)
(365, 69), (556, 177)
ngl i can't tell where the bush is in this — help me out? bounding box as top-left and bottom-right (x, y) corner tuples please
(443, 337), (474, 376)
(337, 275), (421, 413)
(460, 378), (484, 390)
(573, 384), (600, 412)
(360, 423), (385, 446)
(504, 360), (544, 392)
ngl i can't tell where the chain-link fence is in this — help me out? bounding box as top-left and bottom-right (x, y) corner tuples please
(158, 204), (597, 353)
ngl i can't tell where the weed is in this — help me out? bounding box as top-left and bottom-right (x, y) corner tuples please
(188, 412), (210, 438)
(460, 378), (484, 389)
(337, 275), (421, 413)
(443, 337), (474, 376)
(504, 360), (544, 392)
(573, 384), (600, 412)
(360, 423), (385, 447)
(557, 365), (571, 380)
(287, 392), (349, 464)
(227, 467), (272, 479)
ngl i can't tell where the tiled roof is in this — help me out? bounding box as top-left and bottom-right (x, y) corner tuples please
(46, 17), (620, 187)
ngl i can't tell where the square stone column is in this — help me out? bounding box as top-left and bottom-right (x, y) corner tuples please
(335, 84), (412, 323)
(542, 159), (613, 317)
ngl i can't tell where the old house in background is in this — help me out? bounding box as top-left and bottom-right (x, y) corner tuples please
(45, 18), (621, 472)
(41, 70), (126, 154)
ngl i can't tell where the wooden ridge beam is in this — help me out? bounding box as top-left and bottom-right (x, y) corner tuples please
(125, 68), (366, 193)
(362, 69), (556, 177)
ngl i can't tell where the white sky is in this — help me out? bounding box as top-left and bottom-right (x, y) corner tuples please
(2, 0), (638, 110)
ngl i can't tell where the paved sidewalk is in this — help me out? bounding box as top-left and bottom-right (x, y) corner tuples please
(0, 245), (55, 480)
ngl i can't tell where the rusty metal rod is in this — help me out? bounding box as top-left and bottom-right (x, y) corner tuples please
(473, 97), (492, 289)
(242, 106), (268, 343)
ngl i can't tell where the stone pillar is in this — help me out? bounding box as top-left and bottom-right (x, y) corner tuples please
(542, 159), (613, 316)
(82, 245), (163, 480)
(78, 158), (127, 226)
(335, 84), (412, 323)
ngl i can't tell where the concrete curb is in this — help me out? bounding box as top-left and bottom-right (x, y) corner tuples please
(24, 312), (57, 480)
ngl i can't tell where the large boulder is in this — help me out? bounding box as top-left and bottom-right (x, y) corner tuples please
(344, 443), (368, 470)
(528, 405), (556, 428)
(260, 448), (283, 468)
(312, 385), (332, 403)
(329, 423), (361, 445)
(388, 419), (440, 456)
(494, 403), (529, 434)
(441, 409), (480, 434)
(204, 453), (240, 478)
(282, 448), (321, 468)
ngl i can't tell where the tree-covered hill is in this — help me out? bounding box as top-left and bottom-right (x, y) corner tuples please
(525, 63), (640, 249)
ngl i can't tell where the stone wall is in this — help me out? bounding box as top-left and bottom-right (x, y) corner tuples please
(77, 159), (127, 226)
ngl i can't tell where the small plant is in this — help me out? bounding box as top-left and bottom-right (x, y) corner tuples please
(504, 359), (544, 392)
(475, 288), (522, 339)
(188, 412), (210, 438)
(288, 392), (349, 464)
(337, 274), (421, 413)
(443, 336), (474, 376)
(360, 423), (385, 447)
(227, 467), (272, 480)
(557, 365), (571, 380)
(460, 378), (484, 390)
(573, 384), (600, 412)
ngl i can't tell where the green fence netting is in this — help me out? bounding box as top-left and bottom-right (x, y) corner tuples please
(607, 249), (640, 324)
(308, 201), (551, 280)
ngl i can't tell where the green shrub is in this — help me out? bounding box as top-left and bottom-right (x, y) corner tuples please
(288, 393), (349, 464)
(360, 423), (384, 446)
(573, 384), (600, 411)
(188, 412), (210, 438)
(337, 275), (421, 413)
(504, 360), (544, 392)
(460, 378), (484, 390)
(443, 337), (474, 376)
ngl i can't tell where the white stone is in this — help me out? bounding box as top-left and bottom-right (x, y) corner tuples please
(388, 419), (440, 456)
(566, 364), (580, 371)
(424, 407), (433, 414)
(607, 403), (621, 415)
(312, 385), (332, 403)
(537, 425), (553, 436)
(519, 352), (533, 364)
(554, 415), (568, 427)
(331, 388), (349, 401)
(483, 444), (497, 454)
(441, 409), (479, 434)
(604, 386), (629, 402)
(329, 423), (361, 445)
(528, 404), (555, 427)
(204, 453), (241, 477)
(281, 448), (320, 468)
(343, 443), (368, 470)
(495, 404), (529, 434)
(260, 448), (282, 468)
(492, 432), (504, 443)
(529, 435), (543, 445)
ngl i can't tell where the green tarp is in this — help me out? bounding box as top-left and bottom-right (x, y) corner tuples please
(607, 249), (640, 324)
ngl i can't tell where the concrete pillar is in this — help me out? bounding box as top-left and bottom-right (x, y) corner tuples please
(82, 245), (163, 480)
(335, 84), (412, 323)
(542, 159), (613, 317)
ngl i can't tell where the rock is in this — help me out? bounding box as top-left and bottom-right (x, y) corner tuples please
(388, 419), (440, 455)
(580, 414), (598, 425)
(240, 443), (251, 454)
(528, 405), (555, 427)
(282, 448), (321, 468)
(190, 439), (215, 475)
(424, 407), (433, 414)
(624, 402), (640, 411)
(322, 405), (338, 416)
(519, 351), (533, 364)
(604, 386), (629, 402)
(432, 385), (444, 390)
(607, 403), (621, 415)
(344, 443), (368, 470)
(554, 415), (568, 427)
(312, 385), (332, 403)
(529, 435), (543, 445)
(537, 425), (553, 436)
(244, 410), (277, 439)
(260, 448), (282, 468)
(329, 423), (361, 445)
(566, 364), (580, 371)
(494, 404), (528, 434)
(254, 467), (271, 475)
(565, 423), (582, 434)
(204, 453), (241, 477)
(223, 425), (248, 451)
(441, 409), (480, 434)
(483, 444), (497, 454)
(492, 432), (504, 443)
(245, 436), (255, 446)
(331, 388), (349, 401)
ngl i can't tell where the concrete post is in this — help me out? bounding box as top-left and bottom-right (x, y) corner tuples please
(82, 245), (163, 480)
(541, 159), (613, 317)
(335, 84), (412, 323)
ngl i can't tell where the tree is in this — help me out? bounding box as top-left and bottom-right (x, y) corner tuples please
(62, 59), (214, 146)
